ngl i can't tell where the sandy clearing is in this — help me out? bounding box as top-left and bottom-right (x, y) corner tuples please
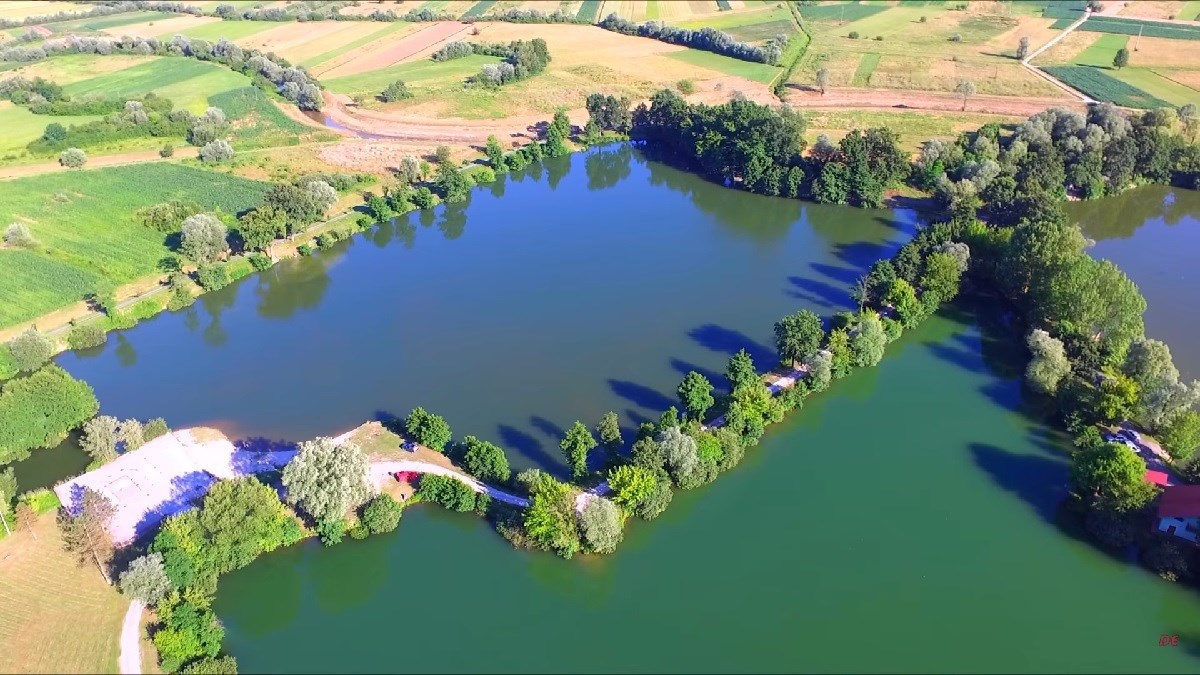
(100, 15), (222, 39)
(1117, 0), (1188, 20)
(469, 22), (687, 67)
(783, 86), (1087, 116)
(1036, 29), (1102, 65)
(233, 20), (373, 58)
(690, 75), (780, 106)
(320, 21), (473, 78)
(982, 15), (1061, 58)
(0, 1), (90, 20)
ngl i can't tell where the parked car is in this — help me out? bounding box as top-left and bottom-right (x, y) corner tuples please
(402, 440), (416, 450)
(1120, 429), (1142, 444)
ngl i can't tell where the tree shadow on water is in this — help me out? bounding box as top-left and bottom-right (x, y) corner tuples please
(529, 415), (564, 441)
(497, 424), (565, 477)
(970, 442), (1068, 526)
(668, 357), (725, 394)
(785, 275), (845, 311)
(687, 324), (774, 366)
(810, 261), (862, 287)
(608, 379), (675, 413)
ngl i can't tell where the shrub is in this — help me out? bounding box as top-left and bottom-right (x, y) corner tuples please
(379, 79), (411, 102)
(159, 144), (175, 158)
(949, 33), (962, 42)
(848, 31), (859, 39)
(360, 494), (403, 534)
(920, 15), (927, 22)
(316, 232), (338, 247)
(144, 417), (170, 441)
(875, 35), (883, 41)
(416, 474), (477, 512)
(67, 323), (106, 350)
(4, 223), (37, 248)
(195, 264), (230, 291)
(58, 147), (86, 168)
(199, 139), (234, 163)
(676, 79), (696, 95)
(317, 518), (345, 546)
(20, 488), (61, 514)
(579, 497), (623, 554)
(297, 243), (313, 256)
(181, 656), (239, 674)
(8, 328), (53, 372)
(405, 406), (452, 451)
(248, 252), (271, 270)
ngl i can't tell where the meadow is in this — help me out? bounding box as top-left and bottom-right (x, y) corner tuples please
(1042, 65), (1171, 108)
(60, 57), (251, 113)
(1038, 31), (1200, 107)
(0, 164), (270, 328)
(802, 108), (1021, 154)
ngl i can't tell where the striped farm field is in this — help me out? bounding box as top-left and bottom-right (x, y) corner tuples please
(231, 20), (391, 63)
(0, 1), (92, 20)
(851, 52), (881, 86)
(301, 22), (416, 69)
(1, 53), (156, 85)
(666, 48), (781, 83)
(180, 18), (279, 41)
(61, 57), (251, 112)
(1042, 65), (1170, 108)
(99, 14), (224, 39)
(317, 21), (473, 78)
(576, 0), (603, 21)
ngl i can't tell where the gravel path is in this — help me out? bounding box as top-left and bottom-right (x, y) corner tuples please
(118, 600), (144, 675)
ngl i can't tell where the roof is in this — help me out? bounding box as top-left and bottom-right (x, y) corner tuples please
(1145, 470), (1171, 487)
(1157, 485), (1200, 518)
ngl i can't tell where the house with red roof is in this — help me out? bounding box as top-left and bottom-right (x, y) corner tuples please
(1146, 470), (1172, 487)
(1156, 485), (1200, 544)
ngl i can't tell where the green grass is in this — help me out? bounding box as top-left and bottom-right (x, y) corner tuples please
(45, 10), (169, 34)
(799, 1), (889, 23)
(577, 0), (602, 22)
(1181, 0), (1200, 21)
(803, 108), (1020, 153)
(323, 53), (502, 95)
(0, 164), (271, 328)
(62, 57), (251, 112)
(1111, 69), (1200, 107)
(676, 5), (791, 31)
(0, 103), (102, 156)
(1061, 16), (1200, 39)
(646, 0), (660, 20)
(180, 18), (279, 41)
(461, 0), (496, 18)
(1072, 32), (1128, 68)
(1042, 65), (1170, 108)
(208, 86), (312, 149)
(666, 48), (782, 84)
(851, 51), (881, 86)
(301, 22), (412, 69)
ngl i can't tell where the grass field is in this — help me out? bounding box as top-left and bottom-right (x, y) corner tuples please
(790, 2), (1065, 97)
(0, 514), (128, 675)
(61, 57), (252, 113)
(802, 109), (1021, 155)
(45, 10), (173, 34)
(0, 102), (102, 158)
(324, 53), (503, 95)
(798, 1), (888, 23)
(0, 54), (156, 85)
(0, 1), (92, 20)
(0, 164), (271, 328)
(1042, 65), (1171, 108)
(1061, 15), (1200, 39)
(209, 86), (319, 150)
(1041, 32), (1200, 107)
(180, 18), (280, 41)
(667, 48), (781, 83)
(850, 51), (881, 86)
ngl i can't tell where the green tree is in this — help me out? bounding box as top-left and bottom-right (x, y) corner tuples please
(545, 121), (569, 158)
(196, 477), (297, 574)
(1095, 372), (1140, 423)
(360, 494), (403, 534)
(596, 411), (623, 453)
(677, 371), (715, 421)
(552, 109), (571, 138)
(1025, 329), (1071, 395)
(181, 656), (239, 675)
(461, 435), (511, 483)
(416, 474), (477, 512)
(0, 467), (16, 512)
(1113, 47), (1129, 70)
(885, 278), (922, 328)
(58, 487), (115, 582)
(282, 436), (371, 525)
(606, 464), (656, 510)
(0, 365), (98, 465)
(434, 161), (471, 203)
(485, 134), (508, 172)
(80, 415), (120, 464)
(7, 329), (53, 372)
(118, 553), (173, 605)
(826, 329), (853, 379)
(405, 407), (452, 451)
(237, 206), (287, 253)
(1158, 410), (1200, 461)
(521, 470), (580, 557)
(726, 348), (759, 392)
(955, 79), (976, 111)
(816, 67), (830, 95)
(1070, 442), (1157, 512)
(180, 214), (229, 264)
(636, 476), (673, 520)
(59, 147), (86, 168)
(850, 310), (888, 367)
(656, 426), (703, 488)
(380, 79), (411, 102)
(807, 350), (833, 392)
(919, 251), (963, 301)
(560, 421), (596, 480)
(579, 496), (623, 554)
(773, 309), (824, 367)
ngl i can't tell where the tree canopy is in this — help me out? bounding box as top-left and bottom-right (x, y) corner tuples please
(281, 436), (371, 525)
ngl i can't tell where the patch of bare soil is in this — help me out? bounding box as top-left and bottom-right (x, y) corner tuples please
(319, 21), (473, 78)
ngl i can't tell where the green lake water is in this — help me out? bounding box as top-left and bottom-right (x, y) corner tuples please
(47, 150), (1200, 671)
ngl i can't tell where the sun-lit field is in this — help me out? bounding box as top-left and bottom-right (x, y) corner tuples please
(99, 14), (223, 39)
(0, 1), (93, 20)
(1038, 31), (1200, 107)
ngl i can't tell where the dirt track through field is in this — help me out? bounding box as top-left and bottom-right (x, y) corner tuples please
(318, 21), (473, 79)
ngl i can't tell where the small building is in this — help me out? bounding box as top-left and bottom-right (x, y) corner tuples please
(1156, 485), (1200, 544)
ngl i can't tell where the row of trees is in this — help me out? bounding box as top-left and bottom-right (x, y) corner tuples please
(0, 1), (199, 29)
(465, 39), (551, 88)
(0, 34), (323, 111)
(597, 14), (787, 65)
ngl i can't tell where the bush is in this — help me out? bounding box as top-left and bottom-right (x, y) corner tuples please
(416, 474), (477, 512)
(848, 31), (860, 39)
(248, 252), (271, 271)
(348, 523), (369, 539)
(159, 144), (175, 158)
(67, 323), (106, 350)
(920, 15), (927, 22)
(676, 79), (696, 95)
(4, 223), (37, 248)
(181, 656), (239, 675)
(144, 417), (170, 441)
(195, 264), (230, 291)
(875, 35), (883, 41)
(198, 139), (234, 163)
(379, 79), (411, 102)
(8, 328), (53, 372)
(58, 147), (86, 168)
(949, 33), (962, 42)
(360, 494), (403, 534)
(297, 243), (313, 256)
(316, 518), (345, 546)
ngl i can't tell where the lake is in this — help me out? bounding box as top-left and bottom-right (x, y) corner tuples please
(49, 149), (1200, 671)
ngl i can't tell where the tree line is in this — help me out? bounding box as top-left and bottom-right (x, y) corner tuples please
(598, 13), (788, 65)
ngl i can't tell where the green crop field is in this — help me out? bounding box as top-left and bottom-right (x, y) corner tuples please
(577, 0), (602, 22)
(0, 103), (101, 157)
(1110, 68), (1200, 107)
(45, 10), (170, 34)
(462, 0), (496, 18)
(323, 54), (503, 95)
(799, 1), (889, 23)
(208, 87), (317, 150)
(62, 57), (251, 112)
(301, 22), (412, 69)
(666, 48), (782, 83)
(181, 18), (279, 41)
(1042, 65), (1170, 108)
(0, 164), (271, 328)
(851, 52), (881, 86)
(676, 5), (791, 30)
(1072, 32), (1128, 68)
(1056, 16), (1200, 39)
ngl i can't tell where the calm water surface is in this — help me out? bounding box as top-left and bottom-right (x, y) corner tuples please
(49, 152), (1200, 671)
(1070, 186), (1200, 378)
